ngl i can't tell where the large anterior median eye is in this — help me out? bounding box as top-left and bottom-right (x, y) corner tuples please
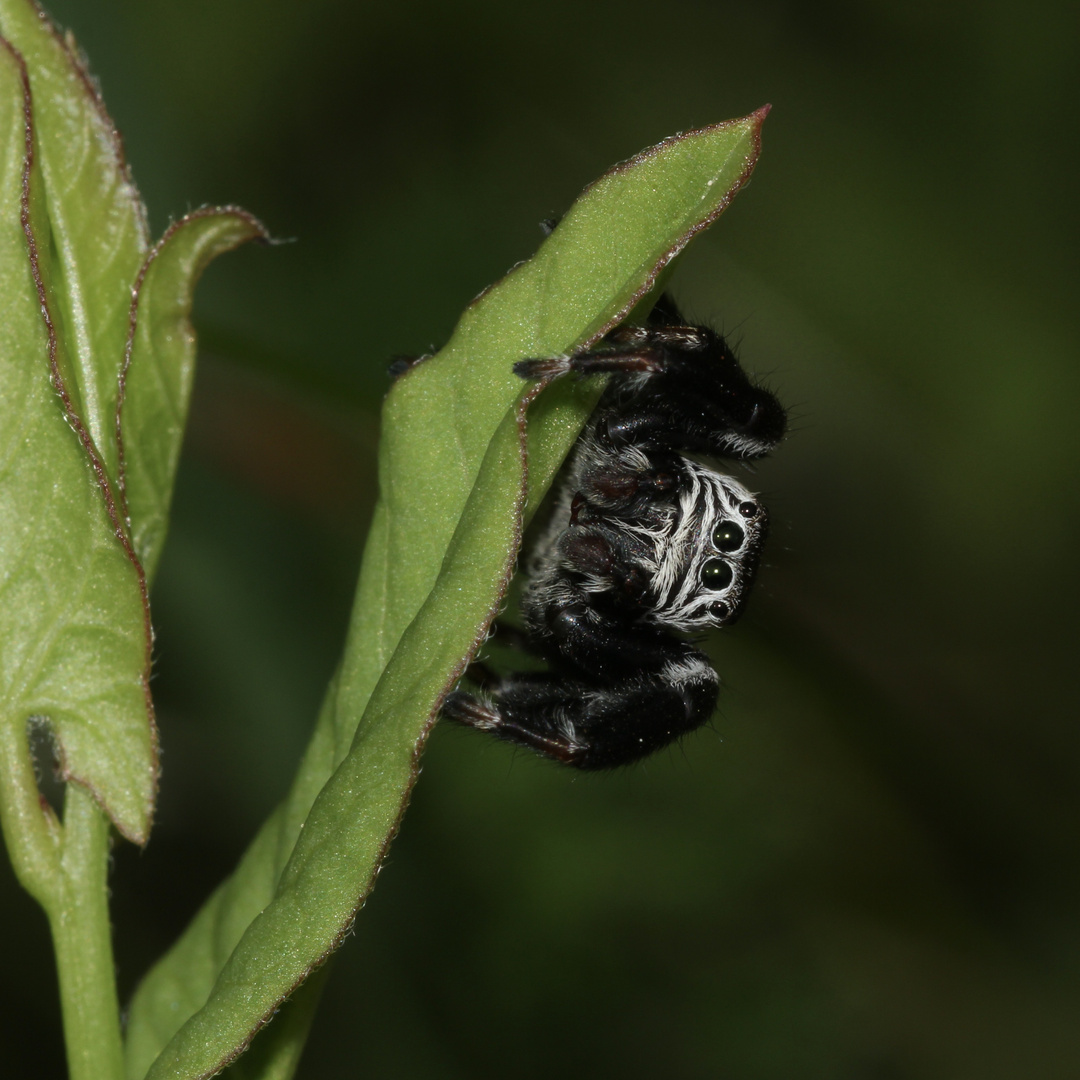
(700, 558), (734, 590)
(712, 521), (744, 552)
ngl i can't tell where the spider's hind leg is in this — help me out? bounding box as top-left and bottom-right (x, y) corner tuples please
(442, 653), (719, 770)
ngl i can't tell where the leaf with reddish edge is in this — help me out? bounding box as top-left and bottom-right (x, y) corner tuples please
(119, 208), (271, 583)
(0, 0), (150, 484)
(0, 32), (154, 845)
(128, 111), (769, 1080)
(0, 0), (269, 850)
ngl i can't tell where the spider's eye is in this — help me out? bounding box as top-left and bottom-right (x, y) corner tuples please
(712, 521), (744, 552)
(738, 501), (759, 518)
(709, 600), (730, 620)
(700, 558), (734, 590)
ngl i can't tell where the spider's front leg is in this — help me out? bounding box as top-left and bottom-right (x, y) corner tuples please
(570, 437), (683, 521)
(515, 296), (787, 461)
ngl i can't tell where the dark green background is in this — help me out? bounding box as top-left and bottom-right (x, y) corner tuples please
(3, 2), (1078, 1077)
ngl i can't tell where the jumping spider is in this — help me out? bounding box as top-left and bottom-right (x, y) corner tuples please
(442, 293), (786, 769)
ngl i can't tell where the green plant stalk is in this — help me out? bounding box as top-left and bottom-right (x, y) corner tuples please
(0, 719), (123, 1080)
(49, 786), (125, 1080)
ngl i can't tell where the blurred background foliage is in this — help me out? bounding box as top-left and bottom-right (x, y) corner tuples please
(2, 1), (1078, 1077)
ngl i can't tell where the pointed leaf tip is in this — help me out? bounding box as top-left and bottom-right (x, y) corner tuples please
(119, 205), (271, 582)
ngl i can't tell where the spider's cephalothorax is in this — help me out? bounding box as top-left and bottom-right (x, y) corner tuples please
(442, 294), (786, 769)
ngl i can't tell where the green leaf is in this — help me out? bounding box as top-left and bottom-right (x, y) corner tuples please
(127, 111), (768, 1080)
(0, 29), (153, 844)
(0, 0), (149, 485)
(0, 0), (268, 846)
(221, 970), (329, 1080)
(120, 207), (270, 583)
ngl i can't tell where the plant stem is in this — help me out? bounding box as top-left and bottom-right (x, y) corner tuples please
(0, 719), (124, 1080)
(49, 784), (125, 1080)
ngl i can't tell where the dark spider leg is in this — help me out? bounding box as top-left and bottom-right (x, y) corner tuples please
(598, 385), (786, 460)
(515, 341), (785, 458)
(513, 345), (665, 381)
(442, 680), (582, 764)
(606, 324), (708, 348)
(534, 602), (690, 678)
(443, 654), (718, 770)
(554, 529), (655, 608)
(572, 448), (682, 517)
(446, 593), (718, 767)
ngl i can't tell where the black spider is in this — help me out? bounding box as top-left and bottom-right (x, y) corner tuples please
(441, 293), (786, 769)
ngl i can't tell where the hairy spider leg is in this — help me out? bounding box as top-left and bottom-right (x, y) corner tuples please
(516, 295), (786, 461)
(443, 614), (719, 770)
(442, 659), (718, 769)
(598, 348), (786, 461)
